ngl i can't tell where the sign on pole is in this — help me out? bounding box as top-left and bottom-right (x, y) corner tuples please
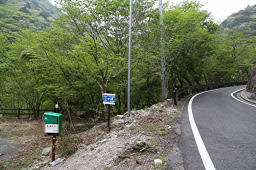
(45, 124), (59, 133)
(103, 93), (115, 131)
(103, 93), (116, 105)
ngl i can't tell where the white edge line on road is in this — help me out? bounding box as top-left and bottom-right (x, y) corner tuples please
(188, 91), (216, 170)
(230, 88), (256, 108)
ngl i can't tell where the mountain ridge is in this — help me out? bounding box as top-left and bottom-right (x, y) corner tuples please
(221, 4), (256, 35)
(0, 0), (57, 35)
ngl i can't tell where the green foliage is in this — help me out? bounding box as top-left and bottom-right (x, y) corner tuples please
(163, 1), (217, 88)
(0, 0), (255, 120)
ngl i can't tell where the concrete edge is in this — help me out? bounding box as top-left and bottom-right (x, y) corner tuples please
(238, 90), (256, 105)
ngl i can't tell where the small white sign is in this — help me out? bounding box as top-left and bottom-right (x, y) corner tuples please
(45, 124), (59, 133)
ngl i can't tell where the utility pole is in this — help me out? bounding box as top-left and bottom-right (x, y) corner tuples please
(159, 0), (167, 101)
(127, 0), (133, 116)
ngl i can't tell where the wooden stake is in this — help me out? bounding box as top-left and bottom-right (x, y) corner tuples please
(52, 136), (56, 162)
(107, 105), (111, 131)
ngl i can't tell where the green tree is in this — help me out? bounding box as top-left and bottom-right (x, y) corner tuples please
(163, 1), (217, 89)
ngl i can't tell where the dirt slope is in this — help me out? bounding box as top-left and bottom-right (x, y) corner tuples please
(42, 100), (184, 170)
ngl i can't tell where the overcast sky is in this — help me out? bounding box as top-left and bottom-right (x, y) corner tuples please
(50, 0), (256, 23)
(167, 0), (256, 23)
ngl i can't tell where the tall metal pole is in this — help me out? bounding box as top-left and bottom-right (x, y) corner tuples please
(159, 0), (166, 101)
(128, 0), (132, 117)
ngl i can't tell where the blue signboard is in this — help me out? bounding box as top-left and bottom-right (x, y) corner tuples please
(103, 93), (116, 105)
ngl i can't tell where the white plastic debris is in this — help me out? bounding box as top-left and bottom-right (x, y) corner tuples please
(50, 158), (64, 166)
(154, 159), (163, 166)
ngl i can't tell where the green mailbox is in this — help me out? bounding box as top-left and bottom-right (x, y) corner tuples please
(43, 112), (63, 136)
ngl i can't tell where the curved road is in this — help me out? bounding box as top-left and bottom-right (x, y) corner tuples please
(180, 86), (256, 170)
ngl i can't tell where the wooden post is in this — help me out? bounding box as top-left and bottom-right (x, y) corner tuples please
(17, 108), (20, 119)
(173, 90), (177, 105)
(107, 105), (111, 131)
(52, 136), (56, 162)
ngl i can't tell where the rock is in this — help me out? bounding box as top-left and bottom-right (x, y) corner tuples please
(116, 115), (124, 119)
(173, 125), (181, 136)
(79, 144), (86, 148)
(99, 139), (108, 144)
(42, 147), (51, 156)
(166, 125), (172, 129)
(112, 119), (124, 126)
(154, 159), (163, 166)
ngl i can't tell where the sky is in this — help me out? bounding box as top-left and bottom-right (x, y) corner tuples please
(50, 0), (256, 23)
(167, 0), (256, 23)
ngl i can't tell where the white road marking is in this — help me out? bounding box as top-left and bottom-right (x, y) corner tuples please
(231, 88), (256, 108)
(188, 92), (216, 170)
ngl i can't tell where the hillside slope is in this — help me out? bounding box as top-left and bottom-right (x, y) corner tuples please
(221, 5), (256, 35)
(0, 0), (57, 35)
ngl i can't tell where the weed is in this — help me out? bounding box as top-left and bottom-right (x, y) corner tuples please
(58, 135), (77, 157)
(119, 154), (130, 159)
(167, 120), (175, 126)
(96, 133), (105, 142)
(161, 132), (167, 136)
(82, 127), (89, 131)
(0, 162), (5, 170)
(114, 125), (125, 132)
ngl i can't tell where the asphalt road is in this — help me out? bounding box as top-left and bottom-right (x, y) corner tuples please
(180, 86), (256, 170)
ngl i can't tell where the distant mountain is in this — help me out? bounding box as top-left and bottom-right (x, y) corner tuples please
(221, 5), (256, 35)
(0, 0), (57, 35)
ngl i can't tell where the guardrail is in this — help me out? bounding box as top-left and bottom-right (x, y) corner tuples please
(173, 81), (247, 105)
(0, 108), (54, 119)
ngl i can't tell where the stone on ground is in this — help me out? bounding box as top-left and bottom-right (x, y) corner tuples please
(42, 147), (51, 156)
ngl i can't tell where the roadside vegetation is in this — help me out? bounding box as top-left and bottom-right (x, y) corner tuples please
(0, 0), (256, 169)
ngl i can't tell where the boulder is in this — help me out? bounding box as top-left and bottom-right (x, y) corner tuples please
(116, 115), (124, 119)
(42, 147), (51, 156)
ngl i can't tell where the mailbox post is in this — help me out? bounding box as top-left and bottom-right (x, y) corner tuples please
(103, 93), (115, 131)
(43, 112), (63, 162)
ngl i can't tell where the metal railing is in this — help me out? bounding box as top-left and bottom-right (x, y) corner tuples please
(173, 81), (247, 105)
